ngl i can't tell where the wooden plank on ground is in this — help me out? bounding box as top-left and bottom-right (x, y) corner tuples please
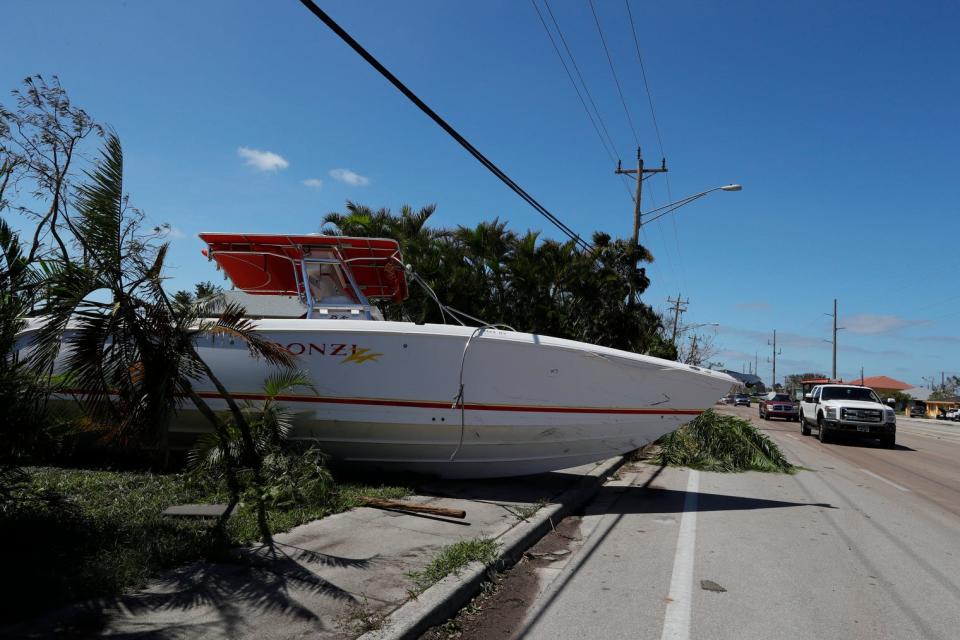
(359, 497), (467, 519)
(162, 504), (232, 519)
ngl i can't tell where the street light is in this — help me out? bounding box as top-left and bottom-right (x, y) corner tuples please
(673, 322), (719, 348)
(640, 184), (742, 227)
(683, 322), (720, 332)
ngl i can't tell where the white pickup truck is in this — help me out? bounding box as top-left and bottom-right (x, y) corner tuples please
(799, 384), (896, 448)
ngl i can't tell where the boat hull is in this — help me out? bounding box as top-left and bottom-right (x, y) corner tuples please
(175, 320), (734, 478)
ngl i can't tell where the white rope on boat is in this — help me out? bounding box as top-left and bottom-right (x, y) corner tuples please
(448, 323), (517, 462)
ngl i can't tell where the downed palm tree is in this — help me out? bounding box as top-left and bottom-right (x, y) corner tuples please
(26, 133), (295, 544)
(652, 410), (796, 473)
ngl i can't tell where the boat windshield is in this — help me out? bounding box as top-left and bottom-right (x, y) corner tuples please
(304, 259), (360, 305)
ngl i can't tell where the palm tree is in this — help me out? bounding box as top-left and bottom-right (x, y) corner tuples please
(0, 219), (51, 503)
(28, 133), (295, 540)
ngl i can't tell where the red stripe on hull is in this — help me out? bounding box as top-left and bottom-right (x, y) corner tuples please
(59, 389), (704, 416)
(196, 392), (704, 415)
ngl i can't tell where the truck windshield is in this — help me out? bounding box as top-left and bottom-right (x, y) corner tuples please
(771, 394), (791, 402)
(821, 387), (880, 402)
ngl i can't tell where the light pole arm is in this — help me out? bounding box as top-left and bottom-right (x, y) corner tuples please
(639, 185), (741, 228)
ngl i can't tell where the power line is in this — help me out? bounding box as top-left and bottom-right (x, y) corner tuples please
(530, 0), (634, 204)
(587, 0), (641, 147)
(622, 0), (685, 293)
(543, 0), (621, 162)
(623, 0), (665, 159)
(531, 0), (618, 166)
(296, 0), (591, 252)
(539, 0), (637, 202)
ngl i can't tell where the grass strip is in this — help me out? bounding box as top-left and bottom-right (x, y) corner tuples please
(406, 537), (499, 595)
(0, 466), (409, 623)
(652, 410), (797, 473)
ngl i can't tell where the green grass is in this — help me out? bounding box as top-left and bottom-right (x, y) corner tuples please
(406, 538), (499, 595)
(652, 410), (797, 473)
(506, 498), (548, 522)
(0, 466), (409, 623)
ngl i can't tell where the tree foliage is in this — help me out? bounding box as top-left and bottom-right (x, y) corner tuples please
(0, 75), (104, 263)
(930, 375), (960, 400)
(323, 202), (675, 358)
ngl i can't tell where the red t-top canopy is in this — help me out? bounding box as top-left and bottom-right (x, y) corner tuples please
(199, 233), (408, 302)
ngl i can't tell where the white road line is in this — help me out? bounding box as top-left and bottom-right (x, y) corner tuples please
(660, 470), (699, 640)
(860, 468), (910, 492)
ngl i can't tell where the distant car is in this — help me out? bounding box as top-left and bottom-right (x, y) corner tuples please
(718, 395), (734, 405)
(945, 408), (960, 422)
(909, 403), (926, 418)
(759, 392), (799, 421)
(733, 394), (750, 407)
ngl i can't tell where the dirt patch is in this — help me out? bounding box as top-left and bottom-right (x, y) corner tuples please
(418, 516), (583, 640)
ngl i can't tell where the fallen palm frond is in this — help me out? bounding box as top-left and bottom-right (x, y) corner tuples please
(652, 410), (796, 473)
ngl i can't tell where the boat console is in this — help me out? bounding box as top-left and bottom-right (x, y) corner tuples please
(198, 233), (407, 320)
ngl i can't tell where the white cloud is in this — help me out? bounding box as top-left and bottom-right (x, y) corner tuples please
(329, 168), (370, 186)
(843, 314), (927, 335)
(166, 226), (186, 239)
(302, 178), (323, 189)
(237, 146), (289, 172)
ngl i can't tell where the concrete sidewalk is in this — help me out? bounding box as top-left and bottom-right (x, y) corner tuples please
(1, 459), (621, 640)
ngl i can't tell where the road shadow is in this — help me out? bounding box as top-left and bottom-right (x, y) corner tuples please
(599, 484), (836, 514)
(416, 469), (586, 504)
(825, 438), (917, 452)
(0, 543), (376, 640)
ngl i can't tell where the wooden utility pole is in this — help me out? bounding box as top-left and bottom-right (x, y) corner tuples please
(667, 293), (689, 346)
(826, 298), (843, 380)
(615, 147), (668, 246)
(768, 330), (782, 389)
(616, 147), (667, 305)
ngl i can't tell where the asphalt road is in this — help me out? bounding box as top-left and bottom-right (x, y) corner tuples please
(451, 406), (960, 639)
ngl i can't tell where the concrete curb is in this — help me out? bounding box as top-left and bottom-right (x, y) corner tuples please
(359, 456), (626, 640)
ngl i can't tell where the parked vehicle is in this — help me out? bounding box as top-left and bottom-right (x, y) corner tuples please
(945, 408), (960, 422)
(909, 401), (926, 418)
(719, 395), (734, 405)
(733, 394), (751, 407)
(799, 384), (896, 448)
(759, 392), (799, 421)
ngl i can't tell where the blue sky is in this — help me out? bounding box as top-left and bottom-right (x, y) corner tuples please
(3, 0), (958, 386)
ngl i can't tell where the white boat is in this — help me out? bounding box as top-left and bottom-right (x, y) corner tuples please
(172, 232), (734, 478)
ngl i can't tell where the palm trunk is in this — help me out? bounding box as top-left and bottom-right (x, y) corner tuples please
(191, 348), (273, 546)
(185, 385), (242, 540)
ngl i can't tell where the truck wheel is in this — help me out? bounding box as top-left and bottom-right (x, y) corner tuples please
(800, 414), (811, 436)
(817, 416), (830, 443)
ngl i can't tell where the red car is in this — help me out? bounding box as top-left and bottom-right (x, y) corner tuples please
(759, 392), (799, 421)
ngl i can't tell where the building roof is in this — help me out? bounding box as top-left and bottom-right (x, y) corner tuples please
(846, 375), (913, 391)
(723, 371), (763, 387)
(927, 396), (960, 404)
(904, 387), (932, 401)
